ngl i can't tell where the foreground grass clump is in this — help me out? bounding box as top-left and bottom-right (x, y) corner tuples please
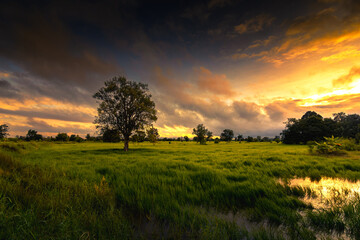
(0, 150), (132, 240)
(1, 141), (360, 239)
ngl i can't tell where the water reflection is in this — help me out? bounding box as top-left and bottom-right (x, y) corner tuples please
(281, 177), (360, 209)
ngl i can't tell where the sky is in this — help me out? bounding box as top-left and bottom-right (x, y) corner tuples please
(1, 0), (360, 138)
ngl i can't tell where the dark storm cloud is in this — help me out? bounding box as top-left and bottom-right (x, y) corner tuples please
(9, 117), (92, 135)
(232, 101), (261, 121)
(234, 14), (275, 34)
(2, 0), (359, 136)
(0, 79), (20, 99)
(233, 0), (360, 64)
(0, 107), (93, 123)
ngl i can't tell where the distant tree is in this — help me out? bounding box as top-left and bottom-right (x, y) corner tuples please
(86, 133), (92, 141)
(184, 136), (189, 142)
(256, 136), (262, 142)
(273, 136), (281, 143)
(147, 127), (159, 144)
(93, 76), (157, 151)
(246, 136), (254, 142)
(262, 137), (271, 142)
(69, 134), (84, 142)
(333, 112), (347, 123)
(236, 134), (243, 141)
(102, 129), (121, 143)
(25, 129), (43, 141)
(220, 129), (234, 142)
(339, 114), (360, 138)
(214, 137), (220, 144)
(281, 111), (337, 144)
(206, 131), (213, 141)
(0, 124), (9, 139)
(192, 124), (211, 145)
(55, 133), (69, 141)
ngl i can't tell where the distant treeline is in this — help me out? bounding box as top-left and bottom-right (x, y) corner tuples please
(281, 111), (360, 144)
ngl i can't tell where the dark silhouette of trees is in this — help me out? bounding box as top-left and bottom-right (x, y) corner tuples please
(236, 134), (243, 141)
(246, 136), (254, 142)
(220, 129), (234, 142)
(206, 131), (213, 141)
(0, 124), (9, 139)
(69, 134), (84, 142)
(183, 136), (189, 142)
(56, 133), (69, 141)
(102, 129), (121, 142)
(192, 124), (211, 145)
(281, 111), (360, 144)
(93, 76), (157, 151)
(25, 129), (43, 141)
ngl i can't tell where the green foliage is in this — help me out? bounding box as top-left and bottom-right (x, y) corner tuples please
(314, 136), (345, 155)
(1, 142), (360, 239)
(69, 134), (84, 142)
(220, 129), (234, 142)
(146, 127), (159, 144)
(55, 133), (69, 141)
(25, 129), (43, 141)
(192, 124), (211, 145)
(282, 111), (360, 144)
(340, 138), (359, 151)
(0, 124), (9, 139)
(131, 130), (146, 143)
(102, 129), (121, 143)
(93, 76), (157, 151)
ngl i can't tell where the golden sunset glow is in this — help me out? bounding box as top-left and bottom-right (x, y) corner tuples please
(1, 0), (360, 138)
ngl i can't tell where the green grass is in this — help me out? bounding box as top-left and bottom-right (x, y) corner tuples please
(1, 141), (360, 239)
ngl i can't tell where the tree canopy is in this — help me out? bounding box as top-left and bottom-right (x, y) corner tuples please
(26, 129), (43, 141)
(0, 124), (9, 139)
(220, 129), (234, 142)
(93, 76), (157, 151)
(192, 124), (211, 145)
(146, 127), (160, 144)
(281, 111), (360, 144)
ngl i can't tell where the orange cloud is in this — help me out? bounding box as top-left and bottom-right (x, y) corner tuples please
(196, 67), (235, 96)
(332, 66), (360, 87)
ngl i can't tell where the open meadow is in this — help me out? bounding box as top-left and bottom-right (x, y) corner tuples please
(1, 141), (360, 239)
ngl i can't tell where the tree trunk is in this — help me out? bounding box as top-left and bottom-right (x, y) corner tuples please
(124, 136), (129, 151)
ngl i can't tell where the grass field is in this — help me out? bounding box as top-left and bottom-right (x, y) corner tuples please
(1, 141), (360, 239)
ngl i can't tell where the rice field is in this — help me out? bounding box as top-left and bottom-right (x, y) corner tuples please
(1, 141), (360, 239)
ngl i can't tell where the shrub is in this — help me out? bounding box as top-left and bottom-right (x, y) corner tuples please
(214, 138), (220, 144)
(314, 136), (345, 155)
(340, 138), (358, 151)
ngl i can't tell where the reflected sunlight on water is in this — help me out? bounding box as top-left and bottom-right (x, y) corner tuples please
(280, 177), (360, 209)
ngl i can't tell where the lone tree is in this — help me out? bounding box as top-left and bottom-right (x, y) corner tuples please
(147, 127), (160, 145)
(192, 124), (211, 145)
(56, 133), (69, 141)
(26, 129), (43, 141)
(220, 129), (234, 142)
(0, 124), (9, 139)
(93, 76), (157, 151)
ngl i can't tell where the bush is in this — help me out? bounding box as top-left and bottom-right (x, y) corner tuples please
(314, 136), (345, 155)
(214, 138), (220, 144)
(340, 138), (358, 151)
